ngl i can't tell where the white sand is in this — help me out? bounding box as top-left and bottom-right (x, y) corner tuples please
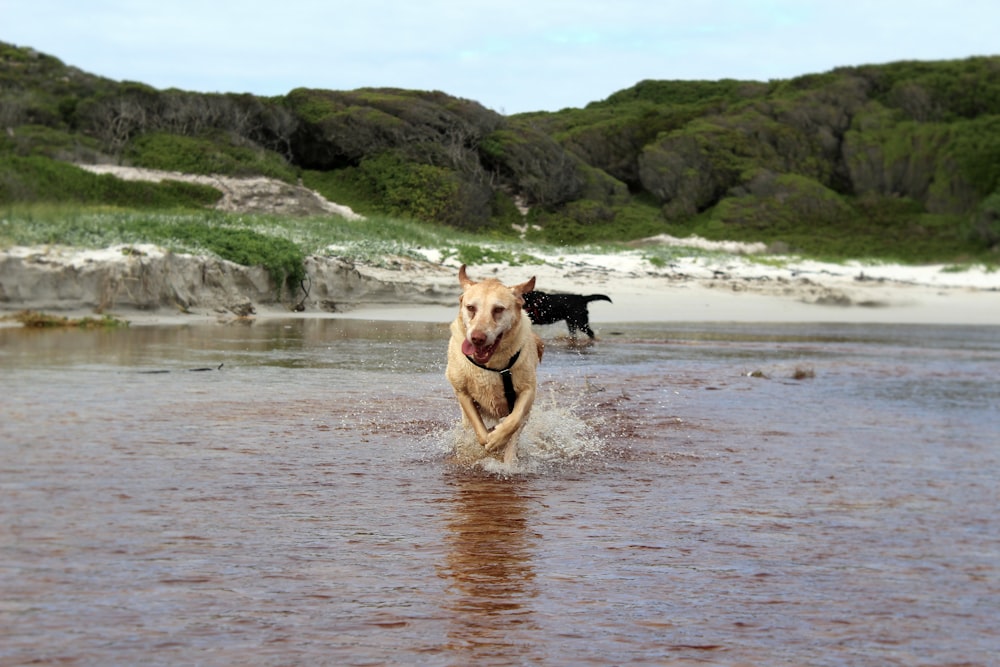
(3, 239), (998, 327)
(13, 246), (999, 327)
(329, 244), (1000, 326)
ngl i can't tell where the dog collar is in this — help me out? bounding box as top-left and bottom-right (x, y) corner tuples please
(465, 348), (521, 413)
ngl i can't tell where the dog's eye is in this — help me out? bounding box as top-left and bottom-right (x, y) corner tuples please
(492, 306), (506, 317)
(466, 305), (477, 315)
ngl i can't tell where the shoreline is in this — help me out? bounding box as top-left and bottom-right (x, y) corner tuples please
(3, 244), (997, 327)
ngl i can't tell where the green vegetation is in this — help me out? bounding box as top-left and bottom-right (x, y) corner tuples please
(446, 244), (544, 266)
(337, 151), (490, 229)
(4, 310), (130, 328)
(2, 40), (1000, 268)
(163, 221), (306, 287)
(0, 206), (555, 285)
(126, 132), (298, 181)
(0, 156), (221, 208)
(0, 207), (305, 287)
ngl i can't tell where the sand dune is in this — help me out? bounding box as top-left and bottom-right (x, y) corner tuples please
(3, 165), (997, 326)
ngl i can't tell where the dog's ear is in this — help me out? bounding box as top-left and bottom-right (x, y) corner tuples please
(511, 276), (536, 308)
(512, 276), (536, 297)
(458, 264), (475, 290)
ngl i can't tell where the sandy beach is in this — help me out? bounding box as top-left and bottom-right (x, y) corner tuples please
(329, 249), (1000, 326)
(3, 240), (998, 327)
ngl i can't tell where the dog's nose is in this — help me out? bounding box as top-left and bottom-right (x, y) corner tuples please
(469, 331), (487, 346)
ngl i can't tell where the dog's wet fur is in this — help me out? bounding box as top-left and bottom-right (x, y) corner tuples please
(446, 265), (543, 464)
(522, 290), (612, 339)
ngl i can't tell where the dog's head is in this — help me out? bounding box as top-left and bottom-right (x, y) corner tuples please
(457, 264), (535, 364)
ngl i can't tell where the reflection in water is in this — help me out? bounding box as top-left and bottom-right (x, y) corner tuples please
(2, 319), (998, 666)
(0, 317), (449, 373)
(439, 472), (539, 663)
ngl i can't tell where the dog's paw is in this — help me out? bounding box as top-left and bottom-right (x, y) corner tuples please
(483, 433), (503, 453)
(486, 428), (518, 454)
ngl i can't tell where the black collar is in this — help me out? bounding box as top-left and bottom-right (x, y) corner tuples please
(465, 348), (521, 413)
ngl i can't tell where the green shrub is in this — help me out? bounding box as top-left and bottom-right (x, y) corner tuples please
(300, 168), (374, 215)
(599, 78), (767, 107)
(663, 188), (980, 262)
(0, 206), (304, 289)
(0, 155), (221, 208)
(487, 189), (525, 230)
(969, 191), (1000, 249)
(126, 132), (297, 181)
(479, 123), (585, 207)
(949, 116), (1000, 196)
(0, 124), (103, 161)
(522, 194), (664, 245)
(450, 244), (541, 266)
(6, 310), (129, 328)
(352, 151), (492, 229)
(523, 209), (590, 245)
(165, 221), (306, 288)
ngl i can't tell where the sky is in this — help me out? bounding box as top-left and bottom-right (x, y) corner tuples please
(2, 1), (998, 114)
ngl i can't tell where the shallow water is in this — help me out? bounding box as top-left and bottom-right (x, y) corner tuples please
(2, 317), (998, 666)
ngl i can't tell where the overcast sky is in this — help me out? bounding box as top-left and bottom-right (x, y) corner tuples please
(3, 1), (997, 114)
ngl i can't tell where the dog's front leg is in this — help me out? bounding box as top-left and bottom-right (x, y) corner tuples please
(484, 385), (536, 457)
(455, 391), (491, 446)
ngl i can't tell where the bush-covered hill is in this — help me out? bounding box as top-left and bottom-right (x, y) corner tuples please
(2, 41), (999, 263)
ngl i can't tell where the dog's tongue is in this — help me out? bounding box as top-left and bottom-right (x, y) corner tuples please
(462, 334), (501, 363)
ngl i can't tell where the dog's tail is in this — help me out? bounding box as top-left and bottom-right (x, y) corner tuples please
(586, 294), (612, 304)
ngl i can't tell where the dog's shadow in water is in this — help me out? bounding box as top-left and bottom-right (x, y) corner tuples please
(437, 473), (540, 658)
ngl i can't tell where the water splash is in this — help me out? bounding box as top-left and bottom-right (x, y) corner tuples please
(428, 388), (606, 476)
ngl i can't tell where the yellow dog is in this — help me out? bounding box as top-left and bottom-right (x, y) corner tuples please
(445, 265), (544, 464)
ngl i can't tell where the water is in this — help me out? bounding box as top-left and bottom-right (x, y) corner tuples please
(2, 318), (998, 666)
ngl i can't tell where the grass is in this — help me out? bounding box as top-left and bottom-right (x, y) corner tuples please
(0, 206), (307, 287)
(2, 203), (995, 287)
(1, 204), (608, 271)
(664, 205), (997, 265)
(0, 155), (222, 209)
(4, 310), (130, 328)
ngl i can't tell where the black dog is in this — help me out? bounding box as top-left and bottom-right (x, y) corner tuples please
(522, 290), (612, 339)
